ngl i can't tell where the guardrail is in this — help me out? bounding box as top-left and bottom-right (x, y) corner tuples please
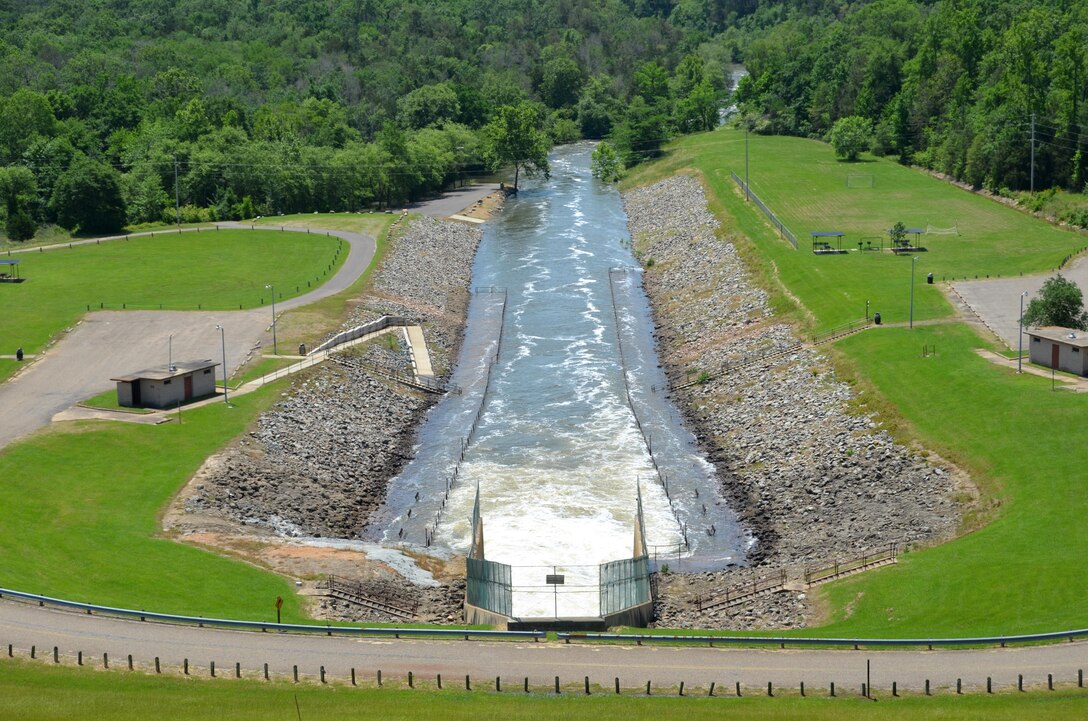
(731, 172), (798, 249)
(811, 317), (872, 345)
(0, 587), (544, 641)
(557, 628), (1088, 649)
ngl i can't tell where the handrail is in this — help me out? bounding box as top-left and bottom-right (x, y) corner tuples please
(557, 628), (1088, 648)
(0, 587), (544, 641)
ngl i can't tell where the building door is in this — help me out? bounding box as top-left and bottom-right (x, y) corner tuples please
(1052, 344), (1060, 370)
(183, 375), (193, 400)
(131, 381), (141, 407)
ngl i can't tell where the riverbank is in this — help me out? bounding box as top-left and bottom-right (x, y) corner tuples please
(623, 176), (964, 630)
(165, 214), (483, 623)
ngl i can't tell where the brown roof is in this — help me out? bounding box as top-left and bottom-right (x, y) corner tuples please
(1025, 327), (1088, 348)
(111, 360), (218, 383)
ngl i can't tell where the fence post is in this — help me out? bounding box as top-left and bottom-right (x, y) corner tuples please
(155, 657), (160, 674)
(53, 647), (58, 664)
(128, 654), (133, 671)
(103, 652), (108, 669)
(408, 671), (413, 688)
(211, 661), (216, 678)
(293, 665), (298, 683)
(555, 676), (561, 694)
(264, 663), (269, 681)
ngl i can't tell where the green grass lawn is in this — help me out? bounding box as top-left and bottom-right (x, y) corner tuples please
(2, 660), (1086, 721)
(630, 130), (1086, 332)
(0, 229), (344, 361)
(0, 384), (306, 622)
(78, 389), (153, 414)
(814, 323), (1088, 636)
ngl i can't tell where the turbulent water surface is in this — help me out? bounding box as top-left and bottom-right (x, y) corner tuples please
(373, 144), (746, 616)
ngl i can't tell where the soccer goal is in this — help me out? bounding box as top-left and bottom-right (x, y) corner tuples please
(925, 225), (960, 236)
(846, 173), (875, 188)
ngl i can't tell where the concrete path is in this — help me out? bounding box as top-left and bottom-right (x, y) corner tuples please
(952, 255), (1088, 350)
(408, 183), (499, 219)
(1, 599), (1085, 692)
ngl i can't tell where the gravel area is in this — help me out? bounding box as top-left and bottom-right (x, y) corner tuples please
(176, 216), (481, 621)
(624, 176), (963, 630)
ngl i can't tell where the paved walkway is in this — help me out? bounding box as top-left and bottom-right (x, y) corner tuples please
(952, 255), (1088, 349)
(1, 599), (1085, 692)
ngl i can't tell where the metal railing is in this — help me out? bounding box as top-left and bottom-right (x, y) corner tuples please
(0, 587), (543, 640)
(309, 315), (410, 355)
(557, 628), (1088, 649)
(811, 317), (873, 345)
(731, 172), (798, 249)
(805, 544), (898, 586)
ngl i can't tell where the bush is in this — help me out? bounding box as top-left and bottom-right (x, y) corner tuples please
(829, 116), (873, 161)
(5, 207), (36, 241)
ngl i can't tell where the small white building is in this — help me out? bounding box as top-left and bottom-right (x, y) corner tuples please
(111, 360), (219, 409)
(1026, 327), (1088, 376)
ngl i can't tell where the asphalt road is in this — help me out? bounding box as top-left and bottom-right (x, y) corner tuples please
(1, 599), (1085, 692)
(952, 255), (1088, 349)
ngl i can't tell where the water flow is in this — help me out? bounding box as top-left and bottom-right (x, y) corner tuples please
(373, 144), (746, 616)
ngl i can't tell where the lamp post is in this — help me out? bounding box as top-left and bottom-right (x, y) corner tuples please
(216, 324), (228, 404)
(865, 299), (870, 321)
(744, 124), (750, 201)
(264, 284), (277, 355)
(168, 333), (175, 371)
(909, 257), (918, 329)
(1018, 291), (1028, 373)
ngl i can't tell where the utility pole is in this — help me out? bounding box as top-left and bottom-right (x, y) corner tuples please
(909, 257), (918, 329)
(745, 124), (750, 201)
(171, 156), (180, 227)
(1030, 113), (1035, 194)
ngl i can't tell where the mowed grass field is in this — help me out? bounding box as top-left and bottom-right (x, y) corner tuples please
(0, 385), (308, 622)
(0, 228), (344, 382)
(2, 659), (1086, 721)
(646, 130), (1085, 331)
(626, 128), (1088, 636)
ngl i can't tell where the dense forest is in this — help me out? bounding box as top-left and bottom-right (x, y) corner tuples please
(732, 0), (1088, 197)
(0, 0), (733, 237)
(1, 0), (1085, 239)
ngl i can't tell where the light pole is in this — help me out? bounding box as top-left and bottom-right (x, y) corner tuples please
(865, 299), (870, 321)
(216, 324), (229, 404)
(264, 284), (277, 355)
(909, 257), (918, 329)
(168, 333), (175, 371)
(1018, 291), (1028, 373)
(744, 124), (750, 201)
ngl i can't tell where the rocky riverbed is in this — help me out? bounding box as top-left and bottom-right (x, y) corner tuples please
(168, 214), (483, 622)
(624, 176), (964, 630)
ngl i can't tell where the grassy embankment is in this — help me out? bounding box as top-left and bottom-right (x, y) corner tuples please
(1, 659), (1086, 721)
(0, 228), (345, 385)
(0, 214), (394, 619)
(624, 129), (1088, 636)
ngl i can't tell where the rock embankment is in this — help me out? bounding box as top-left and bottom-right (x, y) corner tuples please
(624, 176), (962, 630)
(176, 215), (481, 621)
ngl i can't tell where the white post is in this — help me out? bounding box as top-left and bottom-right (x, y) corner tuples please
(216, 324), (229, 403)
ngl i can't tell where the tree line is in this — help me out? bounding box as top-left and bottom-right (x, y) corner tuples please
(728, 0), (1088, 194)
(0, 0), (734, 239)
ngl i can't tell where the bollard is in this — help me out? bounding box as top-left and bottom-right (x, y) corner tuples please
(830, 682), (834, 697)
(103, 652), (109, 669)
(466, 674), (471, 691)
(524, 677), (529, 693)
(408, 671), (413, 688)
(53, 647), (58, 664)
(264, 663), (269, 681)
(586, 676), (591, 695)
(30, 645), (35, 659)
(128, 654), (133, 671)
(236, 662), (241, 679)
(861, 683), (866, 698)
(1049, 673), (1054, 691)
(736, 681), (742, 697)
(378, 670), (382, 687)
(211, 661), (216, 678)
(555, 676), (560, 694)
(709, 682), (715, 697)
(925, 679), (930, 696)
(293, 665), (298, 683)
(351, 668), (356, 686)
(436, 673), (441, 690)
(321, 666), (326, 684)
(1018, 674), (1023, 692)
(496, 676), (501, 692)
(646, 681), (652, 696)
(956, 678), (962, 695)
(1079, 669), (1084, 688)
(184, 658), (189, 675)
(77, 651), (82, 665)
(155, 657), (160, 674)
(616, 677), (621, 695)
(892, 681), (897, 697)
(767, 681), (773, 697)
(800, 681), (805, 697)
(987, 677), (991, 694)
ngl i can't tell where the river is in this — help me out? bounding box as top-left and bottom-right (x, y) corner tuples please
(371, 143), (747, 616)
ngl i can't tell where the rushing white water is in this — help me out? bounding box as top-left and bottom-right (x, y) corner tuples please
(373, 144), (746, 617)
